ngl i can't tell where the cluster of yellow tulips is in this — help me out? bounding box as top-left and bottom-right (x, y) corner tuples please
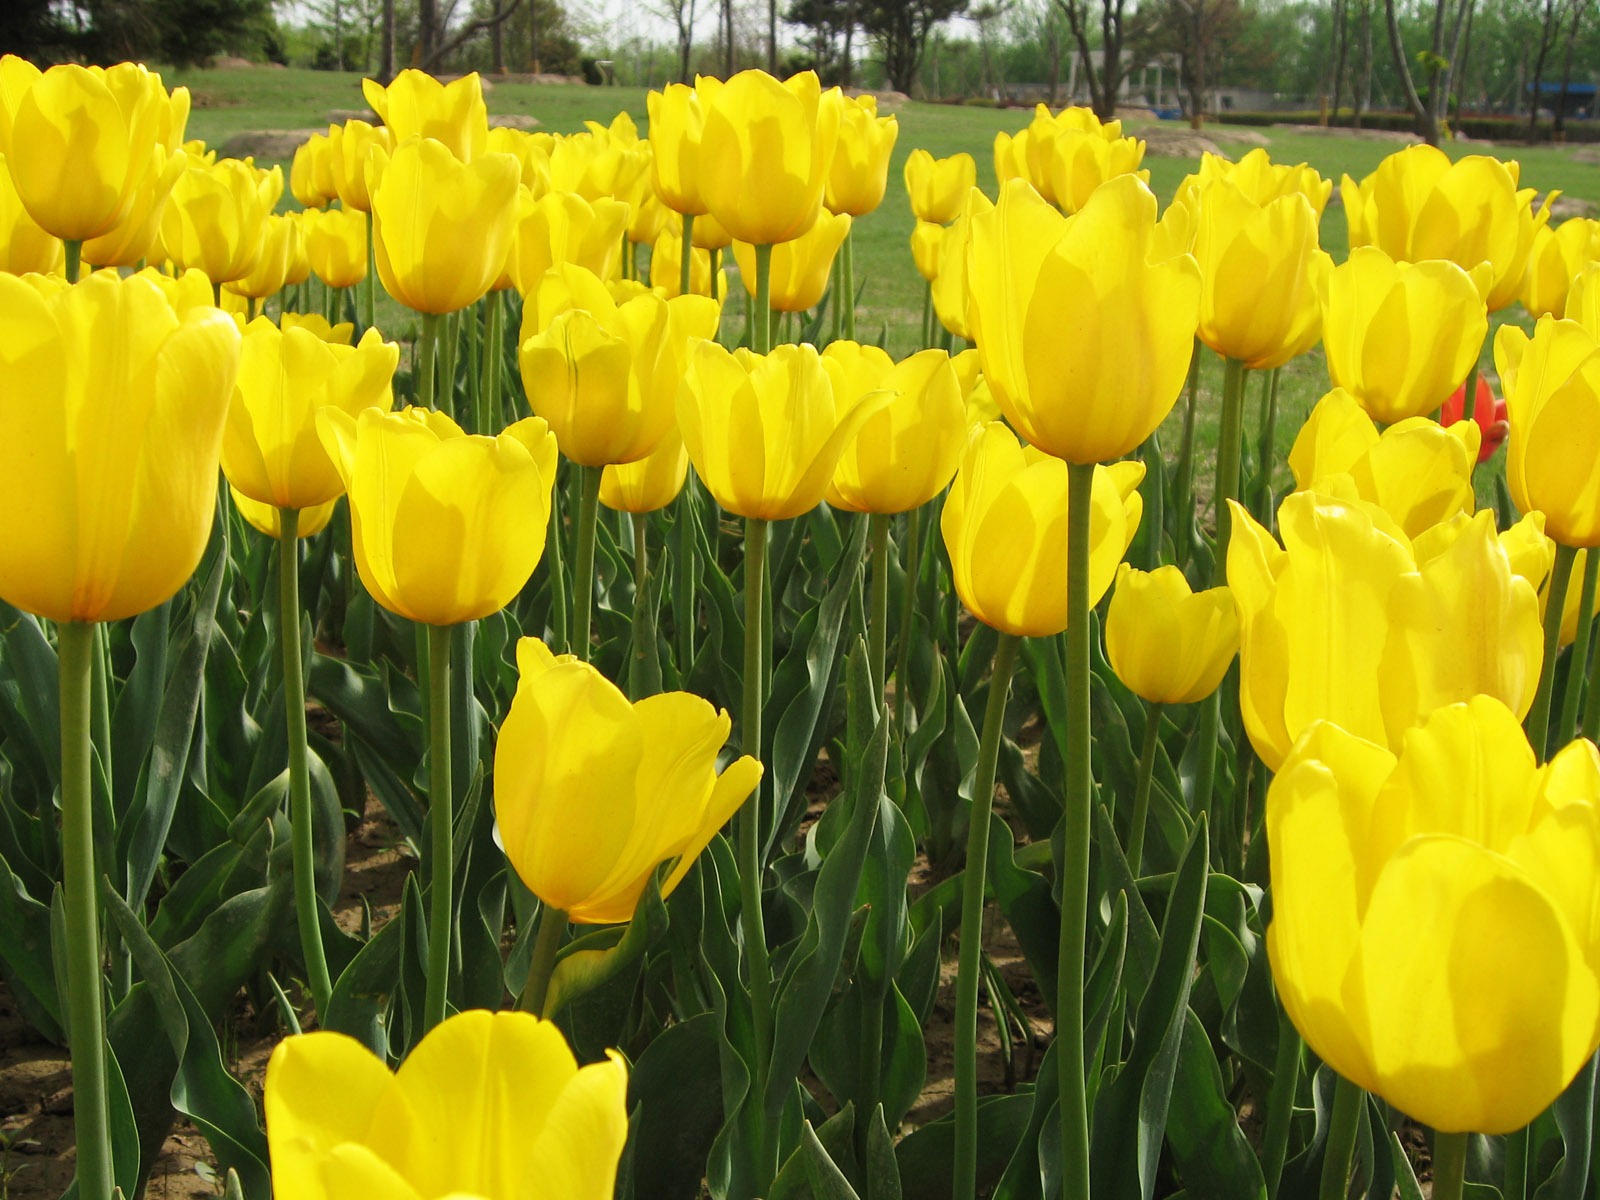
(4, 47), (1600, 1200)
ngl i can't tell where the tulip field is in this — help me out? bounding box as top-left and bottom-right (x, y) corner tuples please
(7, 54), (1600, 1200)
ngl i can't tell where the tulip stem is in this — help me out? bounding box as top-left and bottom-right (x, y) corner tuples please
(363, 211), (376, 332)
(279, 508), (334, 1020)
(740, 515), (775, 1181)
(1213, 357), (1249, 584)
(633, 513), (649, 596)
(1057, 461), (1096, 1200)
(1252, 367), (1281, 525)
(439, 312), (459, 420)
(64, 239), (82, 284)
(1262, 1004), (1301, 1200)
(1461, 362), (1480, 429)
(1504, 1125), (1529, 1200)
(675, 479), (698, 674)
(894, 505), (923, 739)
(1172, 337), (1202, 567)
(868, 514), (891, 713)
(481, 290), (502, 433)
(1558, 549), (1598, 748)
(518, 903), (566, 1017)
(423, 621), (454, 1033)
(954, 632), (1021, 1200)
(1529, 542), (1578, 762)
(754, 243), (773, 355)
(841, 228), (857, 342)
(1127, 702), (1163, 876)
(572, 464), (604, 663)
(1318, 1075), (1364, 1200)
(1433, 1131), (1470, 1200)
(680, 213), (696, 298)
(60, 621), (113, 1200)
(1584, 595), (1600, 744)
(920, 280), (933, 349)
(419, 312), (442, 411)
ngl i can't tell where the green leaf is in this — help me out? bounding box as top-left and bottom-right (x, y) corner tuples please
(801, 1120), (865, 1200)
(623, 1011), (726, 1200)
(545, 866), (670, 1018)
(1164, 1009), (1266, 1200)
(897, 1093), (1034, 1200)
(0, 849), (61, 1038)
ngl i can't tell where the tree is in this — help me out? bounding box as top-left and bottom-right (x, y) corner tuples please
(1054, 0), (1128, 118)
(650, 0), (700, 80)
(1381, 0), (1471, 144)
(1128, 0), (1242, 128)
(860, 0), (966, 92)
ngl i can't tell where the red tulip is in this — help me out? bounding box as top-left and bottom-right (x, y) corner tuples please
(1440, 375), (1508, 463)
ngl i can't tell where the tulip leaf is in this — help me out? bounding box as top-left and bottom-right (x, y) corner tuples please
(1531, 1056), (1596, 1200)
(1390, 1131), (1426, 1200)
(109, 601), (169, 816)
(545, 865), (670, 1021)
(623, 1011), (726, 1200)
(324, 904), (406, 1056)
(771, 1107), (858, 1200)
(0, 849), (61, 1039)
(896, 1092), (1034, 1200)
(801, 1120), (865, 1200)
(1083, 892), (1130, 1108)
(1164, 1008), (1267, 1200)
(986, 811), (1061, 1015)
(0, 601), (61, 790)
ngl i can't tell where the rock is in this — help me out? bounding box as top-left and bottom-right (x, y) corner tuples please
(1277, 122), (1421, 143)
(1547, 193), (1598, 220)
(327, 108), (379, 124)
(489, 113), (541, 129)
(218, 129), (322, 161)
(1141, 127), (1222, 157)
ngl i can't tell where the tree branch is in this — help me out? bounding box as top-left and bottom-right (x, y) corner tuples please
(421, 0), (524, 70)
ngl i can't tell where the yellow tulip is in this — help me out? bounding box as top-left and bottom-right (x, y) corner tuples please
(732, 211), (850, 313)
(966, 174), (1200, 465)
(160, 157), (281, 286)
(696, 69), (840, 246)
(1227, 492), (1544, 771)
(0, 151), (62, 275)
(290, 131), (338, 208)
(487, 126), (554, 196)
(1174, 149), (1332, 217)
(1567, 262), (1600, 336)
(329, 119), (392, 213)
(367, 137), (520, 315)
(910, 220), (942, 282)
(1523, 217), (1600, 318)
(362, 69), (488, 163)
(932, 197), (986, 341)
(547, 131), (631, 202)
(495, 637), (763, 924)
(1267, 696), (1600, 1134)
(230, 487), (337, 540)
(223, 318), (397, 511)
(518, 264), (718, 467)
(1320, 246), (1488, 423)
(825, 94), (898, 217)
(648, 225), (723, 298)
(317, 407), (558, 625)
(266, 1009), (629, 1200)
(626, 172), (670, 247)
(505, 189), (631, 294)
(690, 207), (733, 251)
(903, 148), (975, 226)
(0, 271), (239, 623)
(823, 343), (965, 514)
(647, 83), (707, 215)
(676, 341), (887, 521)
(279, 311), (354, 344)
(130, 263), (216, 313)
(303, 206), (368, 290)
(1496, 316), (1600, 547)
(1287, 389), (1479, 539)
(942, 422), (1143, 638)
(600, 425), (690, 513)
(1106, 564), (1239, 704)
(1342, 145), (1549, 312)
(228, 211), (303, 302)
(1547, 548), (1600, 647)
(994, 105), (1147, 213)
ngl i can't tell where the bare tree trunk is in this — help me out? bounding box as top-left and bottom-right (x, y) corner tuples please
(1047, 11), (1061, 103)
(1451, 0), (1474, 122)
(1527, 0), (1557, 140)
(1383, 0), (1438, 143)
(843, 0), (855, 86)
(1354, 0), (1371, 126)
(381, 0), (396, 79)
(492, 3), (505, 70)
(768, 0), (777, 71)
(1329, 0), (1348, 122)
(1553, 0), (1583, 139)
(418, 0), (438, 62)
(723, 0), (733, 75)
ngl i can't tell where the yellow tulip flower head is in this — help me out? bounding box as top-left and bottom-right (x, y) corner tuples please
(302, 206), (369, 290)
(267, 1009), (628, 1200)
(600, 425), (690, 514)
(825, 94), (898, 217)
(0, 151), (63, 275)
(903, 148), (976, 225)
(967, 174), (1200, 465)
(487, 126), (554, 196)
(691, 207), (734, 251)
(1174, 149), (1332, 217)
(823, 343), (965, 514)
(362, 69), (489, 163)
(279, 311), (355, 344)
(649, 225), (724, 298)
(79, 141), (186, 270)
(942, 422), (1144, 638)
(1267, 697), (1600, 1134)
(329, 118), (392, 213)
(224, 318), (397, 512)
(648, 83), (707, 216)
(1227, 492), (1545, 771)
(317, 407), (558, 625)
(1566, 262), (1600, 336)
(993, 105), (1147, 214)
(0, 271), (239, 623)
(289, 131), (338, 208)
(518, 263), (720, 467)
(367, 136), (521, 315)
(1342, 145), (1549, 312)
(231, 487), (337, 541)
(1548, 548), (1600, 647)
(161, 156), (281, 286)
(228, 211), (304, 302)
(495, 637), (763, 925)
(1320, 246), (1488, 424)
(910, 219), (943, 282)
(1523, 217), (1600, 318)
(505, 188), (631, 293)
(1288, 389), (1480, 539)
(932, 194), (987, 341)
(1106, 564), (1240, 705)
(696, 69), (841, 246)
(676, 340), (889, 521)
(732, 211), (851, 313)
(1497, 316), (1600, 547)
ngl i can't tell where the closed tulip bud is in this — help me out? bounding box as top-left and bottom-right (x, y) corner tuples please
(649, 226), (723, 298)
(1440, 376), (1510, 464)
(289, 131), (338, 208)
(1267, 697), (1600, 1134)
(0, 55), (41, 155)
(1288, 389), (1479, 538)
(230, 487), (337, 540)
(317, 407), (558, 624)
(690, 207), (733, 251)
(1523, 217), (1600, 318)
(367, 137), (520, 315)
(1175, 149), (1332, 217)
(601, 426), (690, 513)
(1044, 109), (1148, 215)
(825, 94), (898, 217)
(1567, 262), (1600, 336)
(518, 264), (718, 467)
(942, 422), (1143, 638)
(79, 142), (184, 270)
(224, 318), (397, 512)
(161, 157), (281, 285)
(1228, 492), (1544, 770)
(329, 119), (391, 213)
(697, 69), (840, 247)
(648, 83), (706, 215)
(1320, 246), (1488, 423)
(0, 151), (63, 275)
(910, 220), (943, 282)
(677, 341), (889, 521)
(823, 343), (965, 513)
(1342, 145), (1549, 311)
(362, 69), (488, 163)
(228, 211), (303, 302)
(1496, 316), (1600, 547)
(267, 1010), (629, 1200)
(1107, 564), (1239, 704)
(506, 189), (631, 293)
(0, 271), (239, 623)
(903, 148), (976, 225)
(302, 206), (368, 290)
(732, 211), (850, 313)
(547, 131), (628, 202)
(967, 174), (1200, 464)
(495, 637), (763, 924)
(932, 198), (985, 341)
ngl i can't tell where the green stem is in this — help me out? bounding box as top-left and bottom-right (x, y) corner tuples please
(1504, 1124), (1529, 1200)
(363, 210), (376, 332)
(740, 516), (775, 1182)
(64, 238), (83, 284)
(423, 622), (454, 1032)
(1262, 1006), (1301, 1200)
(633, 513), (649, 597)
(1433, 1131), (1470, 1200)
(518, 903), (566, 1016)
(438, 310), (459, 421)
(419, 312), (442, 410)
(1461, 361), (1480, 429)
(1127, 702), (1162, 876)
(1252, 367), (1281, 525)
(547, 474), (569, 653)
(953, 632), (1021, 1200)
(481, 290), (503, 432)
(1585, 582), (1600, 742)
(325, 279), (340, 327)
(868, 513), (890, 713)
(1318, 1075), (1364, 1200)
(1558, 549), (1599, 748)
(61, 622), (114, 1200)
(1057, 461), (1096, 1200)
(1213, 357), (1249, 586)
(841, 228), (856, 342)
(247, 296), (260, 322)
(680, 212), (696, 298)
(711, 247), (721, 301)
(920, 280), (933, 349)
(894, 506), (923, 740)
(754, 243), (773, 355)
(1529, 543), (1578, 762)
(572, 464), (604, 662)
(279, 509), (333, 1019)
(1172, 338), (1202, 567)
(674, 478), (698, 674)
